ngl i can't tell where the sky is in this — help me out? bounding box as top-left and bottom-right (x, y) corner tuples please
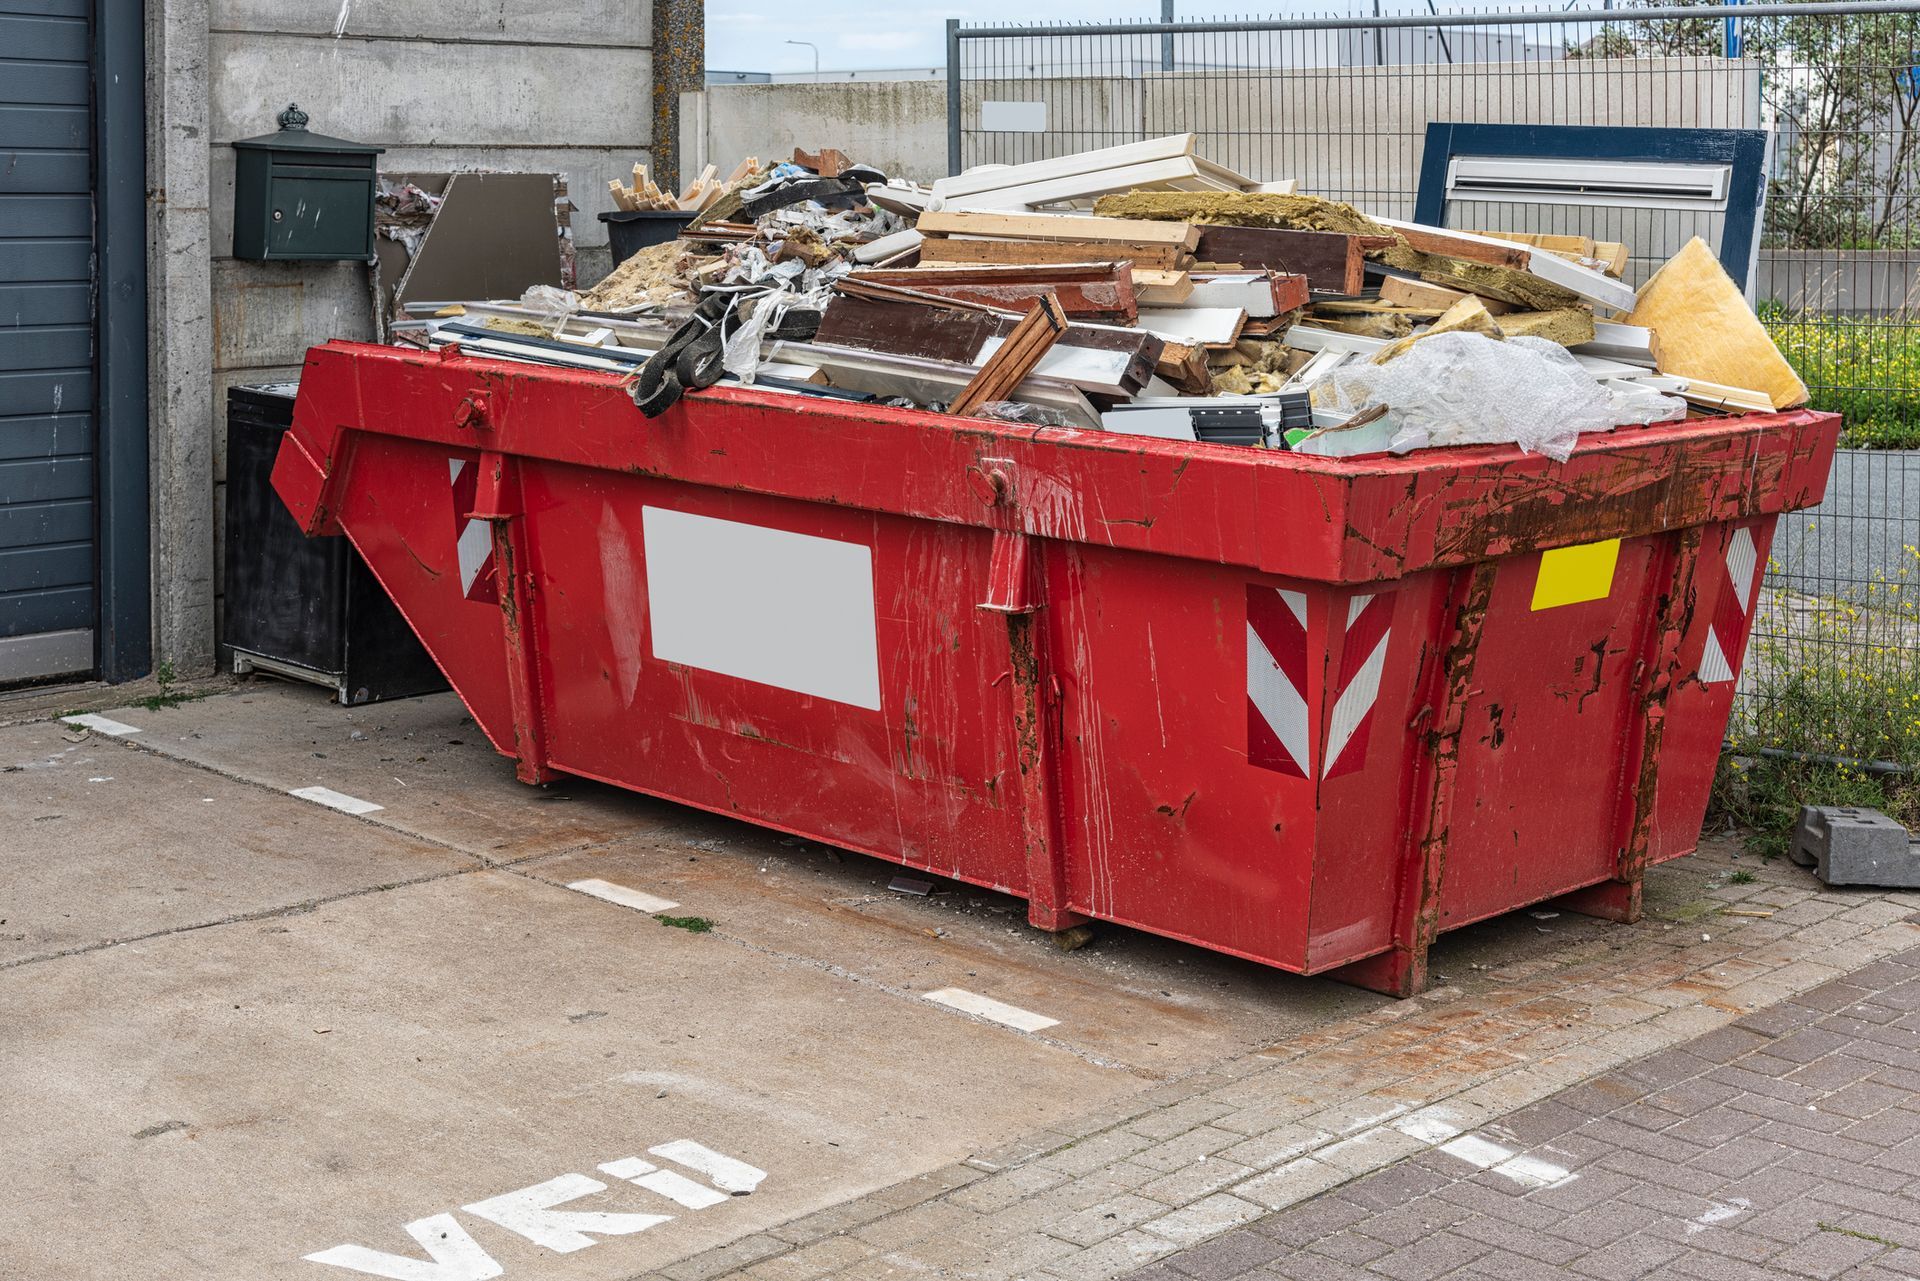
(708, 1), (1174, 73)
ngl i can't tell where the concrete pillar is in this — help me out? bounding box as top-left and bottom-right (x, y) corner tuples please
(650, 0), (704, 191)
(145, 0), (218, 678)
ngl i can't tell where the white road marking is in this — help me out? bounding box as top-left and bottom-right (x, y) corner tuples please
(567, 878), (680, 914)
(1493, 1152), (1576, 1188)
(923, 987), (1059, 1034)
(599, 1157), (730, 1209)
(461, 1174), (671, 1253)
(1689, 1196), (1753, 1233)
(304, 1212), (503, 1280)
(1438, 1134), (1575, 1188)
(647, 1140), (769, 1195)
(291, 785), (385, 816)
(61, 713), (140, 737)
(1392, 1109), (1465, 1145)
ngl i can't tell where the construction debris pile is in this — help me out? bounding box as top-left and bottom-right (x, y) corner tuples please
(405, 134), (1810, 461)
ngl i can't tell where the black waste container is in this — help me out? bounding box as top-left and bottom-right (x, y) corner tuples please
(599, 209), (699, 267)
(224, 382), (447, 704)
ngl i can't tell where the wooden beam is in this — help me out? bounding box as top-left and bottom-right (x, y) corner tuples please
(848, 263), (1138, 323)
(917, 236), (1187, 271)
(950, 295), (1071, 416)
(1193, 226), (1382, 296)
(1379, 275), (1513, 315)
(916, 209), (1199, 249)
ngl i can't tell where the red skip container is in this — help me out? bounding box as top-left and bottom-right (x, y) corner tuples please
(275, 341), (1840, 994)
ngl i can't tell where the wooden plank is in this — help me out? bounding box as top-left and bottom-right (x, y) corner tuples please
(1380, 219), (1531, 269)
(848, 264), (1138, 324)
(607, 179), (636, 212)
(851, 262), (1123, 287)
(1192, 225), (1378, 295)
(917, 236), (1186, 271)
(814, 287), (1160, 396)
(951, 295), (1071, 416)
(1378, 275), (1513, 315)
(1132, 270), (1193, 305)
(915, 209), (1199, 249)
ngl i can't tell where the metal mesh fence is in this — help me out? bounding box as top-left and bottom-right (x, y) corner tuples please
(950, 1), (1920, 770)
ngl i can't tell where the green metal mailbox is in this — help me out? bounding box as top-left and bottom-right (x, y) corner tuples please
(232, 105), (384, 262)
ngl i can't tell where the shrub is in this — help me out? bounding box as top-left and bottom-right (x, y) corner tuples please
(1762, 306), (1920, 449)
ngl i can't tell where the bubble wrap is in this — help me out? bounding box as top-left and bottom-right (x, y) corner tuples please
(1315, 333), (1686, 462)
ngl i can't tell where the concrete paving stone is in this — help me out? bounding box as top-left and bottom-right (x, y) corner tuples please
(1248, 1253), (1369, 1281)
(1216, 1125), (1337, 1173)
(1688, 1025), (1778, 1064)
(1766, 1230), (1892, 1279)
(742, 1234), (878, 1281)
(1242, 1191), (1371, 1244)
(1570, 1234), (1686, 1281)
(1344, 1195), (1473, 1249)
(1329, 1157), (1452, 1213)
(1139, 1157), (1258, 1206)
(1365, 1229), (1491, 1281)
(847, 1198), (984, 1251)
(1301, 1229), (1394, 1266)
(945, 1162), (1072, 1214)
(661, 1235), (792, 1281)
(1597, 1145), (1735, 1196)
(1140, 1194), (1267, 1248)
(1044, 1193), (1172, 1247)
(1128, 1098), (1243, 1142)
(1446, 1210), (1585, 1265)
(1132, 1126), (1247, 1174)
(1236, 1158), (1348, 1212)
(1036, 1227), (1178, 1279)
(1160, 1228), (1286, 1280)
(1667, 1253), (1794, 1281)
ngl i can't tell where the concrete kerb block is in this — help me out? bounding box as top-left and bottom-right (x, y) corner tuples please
(1792, 806), (1920, 888)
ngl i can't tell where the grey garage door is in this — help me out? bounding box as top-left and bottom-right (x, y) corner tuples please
(0, 0), (96, 681)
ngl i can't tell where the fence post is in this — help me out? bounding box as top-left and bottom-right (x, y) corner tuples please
(946, 18), (963, 177)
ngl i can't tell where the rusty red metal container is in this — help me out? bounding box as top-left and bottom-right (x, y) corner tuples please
(274, 340), (1840, 994)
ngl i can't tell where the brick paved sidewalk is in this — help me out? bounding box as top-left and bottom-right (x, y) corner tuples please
(657, 846), (1920, 1281)
(1129, 947), (1920, 1281)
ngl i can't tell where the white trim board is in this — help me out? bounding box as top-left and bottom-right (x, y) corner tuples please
(1138, 306), (1245, 346)
(935, 133), (1198, 202)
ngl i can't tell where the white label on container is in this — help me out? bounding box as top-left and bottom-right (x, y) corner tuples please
(641, 507), (881, 710)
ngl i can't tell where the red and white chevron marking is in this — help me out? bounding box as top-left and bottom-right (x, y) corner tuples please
(1324, 592), (1392, 779)
(1699, 525), (1761, 685)
(1247, 587), (1394, 779)
(449, 457), (499, 605)
(1247, 585), (1311, 778)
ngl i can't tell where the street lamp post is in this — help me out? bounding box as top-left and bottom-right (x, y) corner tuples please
(785, 39), (820, 83)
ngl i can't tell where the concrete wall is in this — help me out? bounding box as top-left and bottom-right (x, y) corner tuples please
(686, 55), (1762, 196)
(683, 80), (949, 182)
(1758, 251), (1920, 315)
(147, 0), (655, 677)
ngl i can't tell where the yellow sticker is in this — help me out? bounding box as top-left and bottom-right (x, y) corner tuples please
(1531, 538), (1621, 611)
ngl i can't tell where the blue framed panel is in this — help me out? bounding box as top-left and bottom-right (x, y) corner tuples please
(1414, 122), (1770, 291)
